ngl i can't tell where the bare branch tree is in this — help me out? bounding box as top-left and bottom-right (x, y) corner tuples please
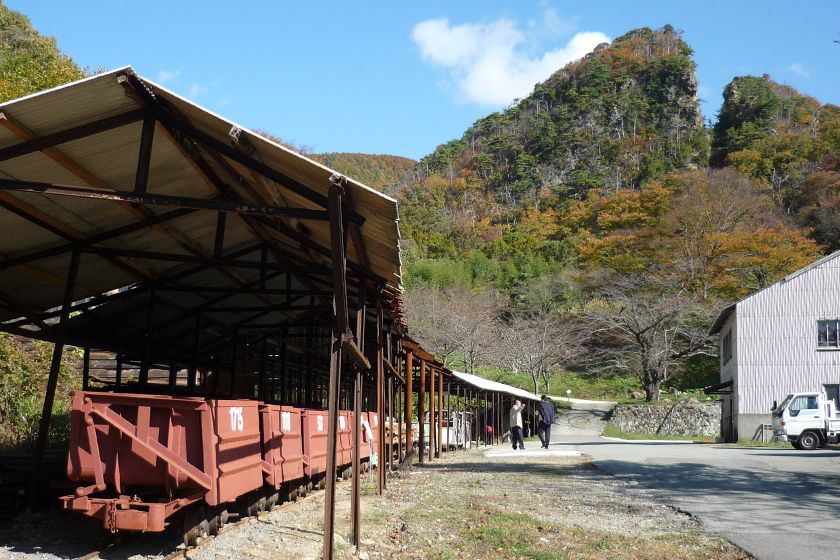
(582, 271), (714, 401)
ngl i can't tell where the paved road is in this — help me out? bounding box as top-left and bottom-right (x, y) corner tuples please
(552, 401), (840, 560)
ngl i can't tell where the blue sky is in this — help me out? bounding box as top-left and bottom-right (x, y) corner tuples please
(10, 1), (839, 160)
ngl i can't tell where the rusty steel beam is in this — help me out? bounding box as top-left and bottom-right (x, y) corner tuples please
(77, 246), (330, 274)
(0, 109), (147, 163)
(0, 179), (331, 220)
(322, 184), (346, 560)
(134, 116), (156, 195)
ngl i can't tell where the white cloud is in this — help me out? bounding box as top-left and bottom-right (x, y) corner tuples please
(189, 83), (207, 98)
(155, 69), (181, 84)
(411, 14), (609, 106)
(529, 5), (576, 36)
(786, 63), (811, 78)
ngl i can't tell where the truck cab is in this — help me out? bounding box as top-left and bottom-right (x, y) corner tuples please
(772, 392), (840, 450)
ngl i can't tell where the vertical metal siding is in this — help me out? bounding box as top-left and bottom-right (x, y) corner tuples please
(734, 255), (840, 414)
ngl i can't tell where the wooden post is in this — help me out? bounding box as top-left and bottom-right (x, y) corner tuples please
(455, 385), (461, 449)
(387, 375), (393, 469)
(397, 374), (404, 462)
(418, 359), (426, 465)
(446, 382), (452, 452)
(437, 373), (443, 456)
(376, 305), (385, 494)
(82, 346), (90, 391)
(30, 251), (80, 507)
(405, 351), (413, 455)
(429, 368), (435, 461)
(483, 392), (488, 446)
(139, 287), (155, 386)
(350, 283), (366, 548)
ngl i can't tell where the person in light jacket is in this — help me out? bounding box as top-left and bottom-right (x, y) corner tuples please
(537, 395), (555, 449)
(509, 399), (525, 450)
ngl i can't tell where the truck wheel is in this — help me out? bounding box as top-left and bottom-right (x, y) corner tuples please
(798, 430), (820, 451)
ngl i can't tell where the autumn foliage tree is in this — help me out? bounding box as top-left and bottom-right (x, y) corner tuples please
(0, 4), (85, 102)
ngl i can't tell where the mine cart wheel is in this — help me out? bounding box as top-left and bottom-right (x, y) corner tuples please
(298, 483), (307, 498)
(208, 506), (225, 535)
(183, 505), (208, 547)
(318, 477), (326, 490)
(307, 481), (314, 494)
(245, 491), (265, 517)
(266, 491), (279, 511)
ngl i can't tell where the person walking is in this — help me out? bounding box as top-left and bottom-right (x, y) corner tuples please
(509, 399), (525, 450)
(537, 395), (555, 449)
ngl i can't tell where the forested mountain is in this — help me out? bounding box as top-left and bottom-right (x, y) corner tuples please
(309, 153), (415, 191)
(712, 75), (840, 250)
(396, 26), (708, 261)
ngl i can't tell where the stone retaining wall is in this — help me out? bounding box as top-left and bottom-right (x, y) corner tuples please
(609, 399), (721, 437)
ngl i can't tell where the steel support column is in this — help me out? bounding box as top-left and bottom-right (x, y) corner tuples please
(30, 251), (80, 507)
(322, 184), (348, 560)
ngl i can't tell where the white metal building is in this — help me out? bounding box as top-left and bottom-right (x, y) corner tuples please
(709, 251), (840, 441)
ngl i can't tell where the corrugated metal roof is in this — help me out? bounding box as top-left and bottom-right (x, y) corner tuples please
(0, 67), (403, 337)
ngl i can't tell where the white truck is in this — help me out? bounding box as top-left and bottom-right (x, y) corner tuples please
(771, 392), (840, 450)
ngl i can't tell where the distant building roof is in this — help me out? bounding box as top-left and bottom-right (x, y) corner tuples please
(450, 370), (542, 402)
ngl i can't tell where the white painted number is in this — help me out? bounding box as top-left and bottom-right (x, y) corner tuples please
(229, 407), (244, 432)
(317, 415), (324, 432)
(281, 411), (292, 432)
(339, 415), (346, 430)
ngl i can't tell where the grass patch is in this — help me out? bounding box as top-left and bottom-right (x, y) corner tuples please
(719, 439), (792, 449)
(463, 510), (566, 560)
(602, 424), (710, 442)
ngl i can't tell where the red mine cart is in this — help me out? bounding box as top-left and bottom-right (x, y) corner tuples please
(362, 412), (378, 459)
(337, 410), (353, 467)
(61, 391), (263, 533)
(302, 409), (328, 478)
(260, 404), (305, 489)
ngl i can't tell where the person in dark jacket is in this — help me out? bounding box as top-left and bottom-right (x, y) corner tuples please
(537, 395), (555, 449)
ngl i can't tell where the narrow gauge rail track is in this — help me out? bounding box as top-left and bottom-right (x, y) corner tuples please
(75, 468), (364, 560)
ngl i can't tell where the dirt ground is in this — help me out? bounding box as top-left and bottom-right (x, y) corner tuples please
(192, 443), (750, 560)
(0, 443), (751, 560)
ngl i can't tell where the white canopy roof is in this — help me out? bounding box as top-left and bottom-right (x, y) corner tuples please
(450, 370), (542, 402)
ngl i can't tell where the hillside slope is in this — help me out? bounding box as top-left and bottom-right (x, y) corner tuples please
(0, 2), (85, 102)
(310, 152), (415, 191)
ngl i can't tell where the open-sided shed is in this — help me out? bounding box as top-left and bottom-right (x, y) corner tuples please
(0, 67), (405, 556)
